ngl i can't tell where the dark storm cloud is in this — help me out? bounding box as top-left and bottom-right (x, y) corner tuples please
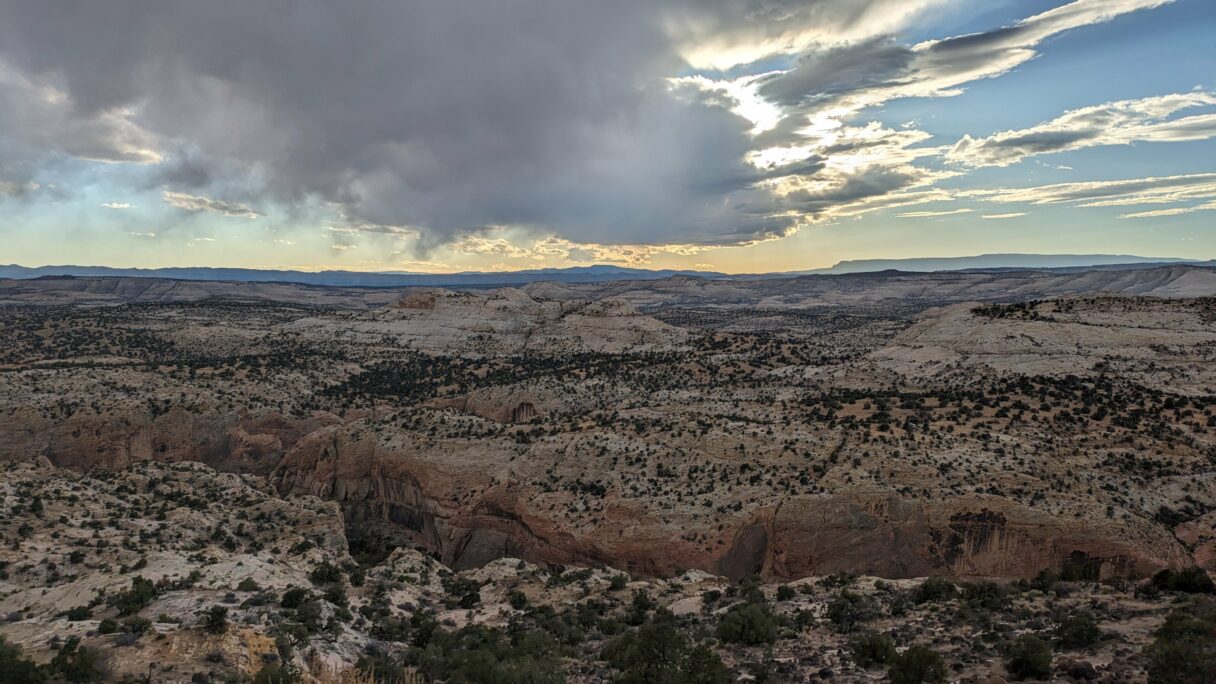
(0, 0), (845, 247)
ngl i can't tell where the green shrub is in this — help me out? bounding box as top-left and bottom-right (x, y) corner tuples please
(603, 611), (729, 684)
(912, 577), (956, 605)
(1055, 612), (1101, 650)
(849, 630), (896, 668)
(1151, 567), (1215, 594)
(110, 576), (156, 616)
(886, 645), (946, 684)
(776, 585), (796, 602)
(0, 636), (45, 683)
(294, 600), (324, 634)
(203, 606), (229, 635)
(280, 587), (310, 608)
(65, 606), (91, 621)
(716, 602), (779, 645)
(1004, 635), (1052, 680)
(1029, 570), (1058, 593)
(827, 590), (881, 633)
(1146, 599), (1216, 684)
(237, 578), (261, 592)
(49, 636), (103, 683)
(959, 581), (1007, 611)
(407, 621), (566, 683)
(122, 617), (152, 635)
(508, 590), (529, 610)
(309, 561), (343, 586)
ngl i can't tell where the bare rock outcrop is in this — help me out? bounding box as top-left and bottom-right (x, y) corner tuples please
(286, 287), (685, 354)
(271, 418), (1193, 581)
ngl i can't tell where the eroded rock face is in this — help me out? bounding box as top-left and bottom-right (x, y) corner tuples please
(269, 418), (1191, 581)
(0, 405), (340, 475)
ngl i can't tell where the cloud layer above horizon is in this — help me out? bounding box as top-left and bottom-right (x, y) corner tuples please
(0, 0), (1212, 271)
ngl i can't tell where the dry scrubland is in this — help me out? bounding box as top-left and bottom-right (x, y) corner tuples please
(1, 266), (1215, 682)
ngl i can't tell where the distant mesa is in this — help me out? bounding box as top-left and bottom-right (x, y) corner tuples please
(1, 254), (1210, 289)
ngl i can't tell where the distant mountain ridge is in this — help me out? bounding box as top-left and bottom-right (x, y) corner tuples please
(0, 264), (728, 287)
(0, 254), (1207, 287)
(791, 253), (1198, 275)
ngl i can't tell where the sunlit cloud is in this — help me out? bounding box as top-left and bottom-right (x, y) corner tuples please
(163, 191), (263, 219)
(0, 60), (161, 164)
(964, 173), (1216, 208)
(947, 92), (1216, 167)
(324, 223), (420, 239)
(896, 208), (973, 218)
(1120, 201), (1216, 219)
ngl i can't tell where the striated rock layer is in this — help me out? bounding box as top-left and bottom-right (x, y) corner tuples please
(269, 420), (1191, 582)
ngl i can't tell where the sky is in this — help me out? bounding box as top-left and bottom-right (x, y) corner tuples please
(0, 0), (1213, 274)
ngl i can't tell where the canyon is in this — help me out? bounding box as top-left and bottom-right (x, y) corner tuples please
(1, 267), (1214, 585)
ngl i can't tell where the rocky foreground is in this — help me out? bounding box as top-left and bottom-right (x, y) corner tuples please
(2, 460), (1214, 683)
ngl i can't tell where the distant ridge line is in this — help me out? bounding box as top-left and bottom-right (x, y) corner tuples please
(0, 254), (1210, 288)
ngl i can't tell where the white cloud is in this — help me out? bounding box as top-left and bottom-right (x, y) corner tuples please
(668, 0), (952, 71)
(101, 202), (133, 209)
(1120, 201), (1216, 219)
(162, 191), (262, 219)
(447, 231), (711, 266)
(965, 173), (1216, 207)
(681, 0), (1176, 234)
(981, 212), (1027, 219)
(896, 208), (973, 218)
(947, 92), (1216, 167)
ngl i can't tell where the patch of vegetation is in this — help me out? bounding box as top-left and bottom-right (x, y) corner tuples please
(848, 630), (896, 668)
(0, 636), (45, 684)
(912, 577), (956, 604)
(1055, 612), (1101, 650)
(1146, 598), (1216, 684)
(1151, 567), (1215, 594)
(203, 606), (229, 635)
(1004, 635), (1053, 680)
(110, 575), (157, 616)
(716, 602), (779, 645)
(886, 645), (946, 684)
(826, 590), (881, 633)
(603, 610), (730, 684)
